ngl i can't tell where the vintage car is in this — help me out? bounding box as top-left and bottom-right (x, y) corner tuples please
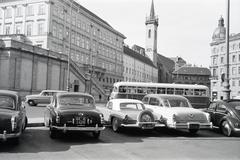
(25, 90), (66, 106)
(101, 99), (157, 132)
(205, 99), (240, 136)
(142, 94), (212, 134)
(0, 90), (28, 143)
(44, 92), (105, 139)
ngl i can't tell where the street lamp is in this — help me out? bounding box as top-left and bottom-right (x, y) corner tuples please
(66, 0), (73, 92)
(222, 0), (231, 100)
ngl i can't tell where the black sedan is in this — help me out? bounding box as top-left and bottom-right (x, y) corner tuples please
(0, 90), (28, 143)
(205, 99), (240, 136)
(44, 92), (105, 139)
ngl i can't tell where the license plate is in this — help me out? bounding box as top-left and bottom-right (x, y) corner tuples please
(142, 124), (154, 129)
(188, 123), (200, 129)
(75, 117), (86, 125)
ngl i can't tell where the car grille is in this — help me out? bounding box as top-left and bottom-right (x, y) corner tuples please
(0, 119), (12, 133)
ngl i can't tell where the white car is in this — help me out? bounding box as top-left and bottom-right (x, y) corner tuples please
(25, 90), (66, 106)
(142, 94), (212, 134)
(100, 99), (158, 132)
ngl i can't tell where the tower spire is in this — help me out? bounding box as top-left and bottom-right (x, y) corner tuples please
(150, 0), (155, 19)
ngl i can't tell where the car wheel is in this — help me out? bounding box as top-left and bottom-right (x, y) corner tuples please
(112, 118), (121, 132)
(221, 121), (232, 137)
(49, 123), (58, 139)
(92, 131), (100, 139)
(22, 117), (28, 132)
(189, 129), (198, 134)
(28, 100), (36, 106)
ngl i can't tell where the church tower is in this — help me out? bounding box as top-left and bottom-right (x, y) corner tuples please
(145, 0), (158, 66)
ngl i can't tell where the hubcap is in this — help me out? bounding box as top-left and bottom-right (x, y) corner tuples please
(222, 122), (231, 136)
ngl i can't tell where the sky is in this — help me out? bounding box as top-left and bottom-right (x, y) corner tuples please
(78, 0), (240, 68)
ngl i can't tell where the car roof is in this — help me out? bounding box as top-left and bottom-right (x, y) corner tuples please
(42, 90), (66, 93)
(144, 94), (187, 99)
(56, 92), (93, 98)
(0, 90), (18, 96)
(110, 99), (143, 103)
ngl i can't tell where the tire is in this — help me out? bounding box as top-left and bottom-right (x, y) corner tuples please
(22, 117), (28, 131)
(28, 100), (36, 106)
(189, 129), (199, 134)
(49, 123), (58, 139)
(92, 131), (101, 139)
(221, 121), (232, 137)
(112, 118), (121, 132)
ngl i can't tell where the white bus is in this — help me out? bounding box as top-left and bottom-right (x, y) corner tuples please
(110, 82), (210, 109)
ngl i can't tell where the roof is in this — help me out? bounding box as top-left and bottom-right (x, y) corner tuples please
(173, 66), (211, 76)
(124, 46), (156, 68)
(156, 54), (175, 72)
(145, 94), (187, 99)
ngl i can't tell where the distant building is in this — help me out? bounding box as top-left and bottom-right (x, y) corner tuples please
(170, 56), (187, 71)
(0, 0), (126, 95)
(123, 46), (158, 83)
(172, 66), (211, 88)
(210, 16), (240, 100)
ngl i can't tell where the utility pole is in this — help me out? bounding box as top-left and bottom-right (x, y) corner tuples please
(66, 0), (73, 92)
(222, 0), (231, 100)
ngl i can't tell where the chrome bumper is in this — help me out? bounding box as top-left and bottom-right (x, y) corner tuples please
(168, 122), (213, 129)
(121, 122), (157, 129)
(233, 127), (240, 132)
(0, 130), (21, 141)
(52, 124), (105, 132)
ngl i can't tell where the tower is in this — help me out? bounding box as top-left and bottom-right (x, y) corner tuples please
(145, 0), (158, 66)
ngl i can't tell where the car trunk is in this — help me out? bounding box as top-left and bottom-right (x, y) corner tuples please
(0, 109), (16, 133)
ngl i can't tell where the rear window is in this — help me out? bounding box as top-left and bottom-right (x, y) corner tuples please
(0, 96), (15, 110)
(120, 103), (144, 111)
(161, 97), (190, 108)
(59, 95), (94, 108)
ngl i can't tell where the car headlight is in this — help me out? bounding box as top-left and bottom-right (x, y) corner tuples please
(99, 113), (104, 124)
(11, 116), (17, 131)
(172, 114), (177, 122)
(205, 113), (211, 122)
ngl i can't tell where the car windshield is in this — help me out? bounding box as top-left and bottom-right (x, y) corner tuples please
(0, 96), (15, 110)
(161, 97), (190, 108)
(58, 95), (94, 108)
(120, 102), (144, 111)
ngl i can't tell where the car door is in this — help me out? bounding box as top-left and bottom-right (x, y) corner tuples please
(206, 102), (217, 126)
(215, 103), (227, 127)
(44, 96), (56, 126)
(103, 101), (113, 123)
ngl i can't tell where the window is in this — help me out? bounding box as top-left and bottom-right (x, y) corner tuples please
(38, 23), (44, 35)
(52, 22), (57, 37)
(149, 98), (159, 106)
(213, 57), (217, 65)
(232, 67), (236, 75)
(220, 57), (224, 63)
(38, 4), (46, 15)
(232, 55), (236, 63)
(5, 25), (11, 35)
(16, 6), (22, 17)
(15, 24), (21, 34)
(239, 66), (240, 74)
(213, 68), (217, 77)
(27, 5), (34, 16)
(208, 102), (217, 111)
(232, 80), (235, 86)
(216, 104), (226, 113)
(148, 29), (151, 38)
(5, 8), (12, 18)
(26, 23), (32, 36)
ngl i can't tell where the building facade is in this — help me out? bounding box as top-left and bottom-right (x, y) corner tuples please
(123, 46), (158, 83)
(172, 66), (211, 88)
(210, 17), (240, 100)
(0, 35), (106, 101)
(0, 0), (125, 95)
(170, 56), (187, 71)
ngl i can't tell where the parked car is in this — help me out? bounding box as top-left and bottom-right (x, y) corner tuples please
(44, 92), (105, 139)
(0, 90), (28, 143)
(142, 94), (212, 134)
(205, 99), (240, 136)
(101, 99), (157, 132)
(25, 90), (66, 106)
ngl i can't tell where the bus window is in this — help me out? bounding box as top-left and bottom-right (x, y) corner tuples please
(167, 88), (174, 94)
(175, 88), (184, 95)
(194, 89), (200, 96)
(148, 87), (156, 94)
(199, 89), (207, 96)
(127, 86), (136, 94)
(137, 87), (144, 93)
(119, 86), (126, 93)
(185, 89), (193, 95)
(157, 88), (166, 94)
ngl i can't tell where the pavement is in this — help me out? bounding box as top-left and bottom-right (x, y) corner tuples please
(26, 103), (106, 128)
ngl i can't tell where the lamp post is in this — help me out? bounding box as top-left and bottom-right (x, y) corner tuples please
(222, 0), (231, 100)
(66, 0), (73, 92)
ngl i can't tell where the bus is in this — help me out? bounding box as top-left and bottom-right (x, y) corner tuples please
(110, 82), (210, 109)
